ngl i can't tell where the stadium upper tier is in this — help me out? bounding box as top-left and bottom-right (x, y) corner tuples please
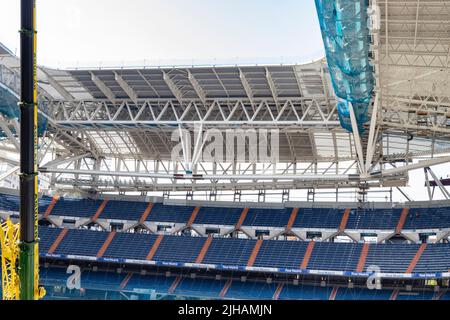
(2, 193), (450, 238)
(37, 226), (450, 279)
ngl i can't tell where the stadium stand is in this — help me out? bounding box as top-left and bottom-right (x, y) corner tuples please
(3, 193), (450, 233)
(2, 191), (450, 300)
(38, 226), (450, 275)
(51, 197), (104, 218)
(38, 266), (444, 300)
(103, 232), (157, 260)
(146, 203), (196, 223)
(195, 206), (243, 226)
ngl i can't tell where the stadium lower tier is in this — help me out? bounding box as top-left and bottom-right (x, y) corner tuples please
(39, 226), (450, 279)
(39, 266), (450, 300)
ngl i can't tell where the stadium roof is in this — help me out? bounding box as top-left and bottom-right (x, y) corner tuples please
(1, 1), (450, 195)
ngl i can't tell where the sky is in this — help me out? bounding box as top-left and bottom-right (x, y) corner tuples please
(0, 0), (325, 68)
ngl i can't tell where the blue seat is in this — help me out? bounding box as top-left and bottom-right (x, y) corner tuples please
(405, 207), (450, 230)
(365, 244), (420, 273)
(0, 193), (20, 212)
(414, 244), (450, 273)
(103, 232), (157, 260)
(335, 287), (393, 300)
(50, 197), (103, 218)
(175, 277), (225, 298)
(225, 281), (277, 300)
(123, 273), (175, 293)
(253, 240), (308, 269)
(52, 228), (109, 256)
(146, 203), (194, 223)
(38, 226), (62, 253)
(202, 237), (257, 266)
(293, 208), (343, 229)
(242, 208), (291, 227)
(101, 201), (148, 221)
(308, 242), (362, 271)
(152, 235), (205, 263)
(194, 207), (242, 225)
(279, 284), (332, 300)
(346, 208), (402, 230)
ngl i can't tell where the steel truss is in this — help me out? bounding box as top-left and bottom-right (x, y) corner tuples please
(44, 98), (339, 130)
(40, 158), (407, 193)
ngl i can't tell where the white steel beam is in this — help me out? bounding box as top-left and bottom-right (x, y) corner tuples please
(365, 93), (380, 171)
(91, 72), (116, 104)
(348, 102), (365, 173)
(42, 70), (75, 101)
(239, 69), (255, 106)
(162, 71), (184, 104)
(0, 120), (19, 150)
(0, 166), (19, 182)
(426, 166), (450, 199)
(188, 70), (206, 105)
(265, 68), (279, 106)
(114, 72), (138, 104)
(40, 167), (357, 182)
(376, 156), (450, 177)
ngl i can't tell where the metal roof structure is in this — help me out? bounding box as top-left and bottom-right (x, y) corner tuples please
(0, 1), (449, 198)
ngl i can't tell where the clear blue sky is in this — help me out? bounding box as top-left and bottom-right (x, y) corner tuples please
(0, 0), (325, 67)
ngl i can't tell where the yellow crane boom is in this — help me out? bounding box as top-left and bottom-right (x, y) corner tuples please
(0, 220), (20, 300)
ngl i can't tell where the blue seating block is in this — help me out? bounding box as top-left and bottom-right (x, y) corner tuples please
(203, 237), (257, 266)
(103, 232), (157, 260)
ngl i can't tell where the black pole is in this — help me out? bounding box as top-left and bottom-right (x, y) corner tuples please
(19, 0), (39, 300)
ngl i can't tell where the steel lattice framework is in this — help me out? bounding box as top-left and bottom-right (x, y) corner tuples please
(0, 0), (449, 196)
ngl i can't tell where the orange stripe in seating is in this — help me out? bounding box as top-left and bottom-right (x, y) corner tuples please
(356, 243), (370, 273)
(390, 289), (399, 301)
(272, 284), (284, 300)
(92, 199), (109, 222)
(146, 234), (164, 260)
(329, 287), (338, 300)
(247, 239), (263, 267)
(286, 208), (299, 232)
(119, 273), (133, 290)
(396, 208), (409, 234)
(43, 195), (59, 218)
(300, 241), (315, 270)
(195, 236), (213, 264)
(97, 231), (116, 258)
(406, 244), (427, 274)
(235, 208), (249, 229)
(434, 290), (446, 300)
(168, 276), (183, 294)
(220, 279), (232, 298)
(339, 208), (350, 232)
(187, 207), (200, 226)
(48, 228), (68, 254)
(139, 202), (153, 224)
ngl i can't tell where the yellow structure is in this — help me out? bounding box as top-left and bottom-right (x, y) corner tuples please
(0, 220), (20, 300)
(0, 220), (45, 300)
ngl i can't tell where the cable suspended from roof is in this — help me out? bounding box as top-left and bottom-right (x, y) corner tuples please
(315, 0), (374, 133)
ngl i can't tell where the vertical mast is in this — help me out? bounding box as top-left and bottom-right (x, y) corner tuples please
(19, 0), (39, 300)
